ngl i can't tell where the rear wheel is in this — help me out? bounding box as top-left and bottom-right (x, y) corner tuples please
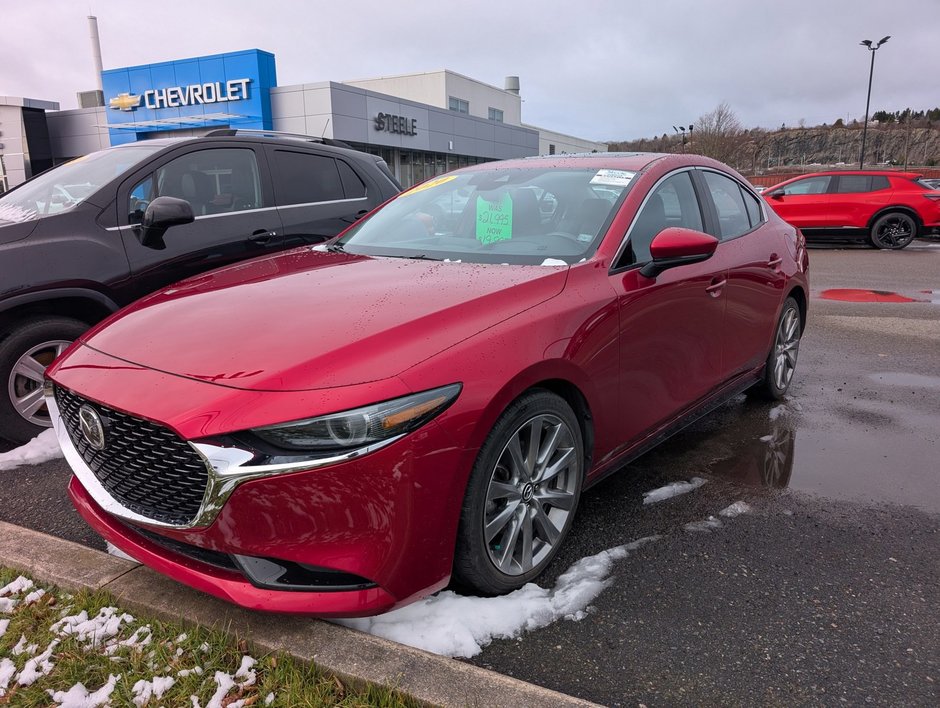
(870, 212), (917, 249)
(0, 317), (87, 445)
(751, 297), (802, 401)
(452, 390), (583, 595)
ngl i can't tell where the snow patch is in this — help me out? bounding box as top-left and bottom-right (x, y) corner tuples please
(50, 673), (119, 707)
(0, 576), (33, 596)
(0, 619), (7, 639)
(206, 671), (236, 708)
(106, 542), (139, 563)
(265, 693), (275, 705)
(24, 588), (45, 605)
(336, 535), (660, 658)
(642, 477), (706, 505)
(719, 501), (753, 518)
(16, 639), (59, 685)
(0, 429), (63, 471)
(540, 258), (568, 266)
(0, 658), (16, 695)
(684, 516), (723, 533)
(52, 607), (135, 648)
(768, 404), (787, 420)
(132, 675), (175, 706)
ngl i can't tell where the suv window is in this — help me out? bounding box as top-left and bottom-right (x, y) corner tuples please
(273, 150), (344, 205)
(871, 175), (890, 190)
(780, 176), (831, 195)
(130, 148), (263, 222)
(336, 160), (367, 199)
(620, 171), (702, 267)
(836, 175), (872, 193)
(702, 171), (751, 240)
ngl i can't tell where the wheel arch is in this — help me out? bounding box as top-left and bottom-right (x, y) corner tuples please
(0, 289), (119, 340)
(785, 284), (808, 331)
(866, 205), (923, 233)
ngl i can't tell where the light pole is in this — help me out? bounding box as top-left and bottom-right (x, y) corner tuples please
(859, 35), (890, 169)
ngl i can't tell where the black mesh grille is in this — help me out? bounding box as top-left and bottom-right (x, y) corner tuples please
(55, 385), (208, 525)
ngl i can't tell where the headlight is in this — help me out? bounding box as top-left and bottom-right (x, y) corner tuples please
(251, 384), (461, 452)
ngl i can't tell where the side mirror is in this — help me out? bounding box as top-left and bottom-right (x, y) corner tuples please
(138, 196), (194, 249)
(766, 189), (784, 199)
(640, 227), (719, 279)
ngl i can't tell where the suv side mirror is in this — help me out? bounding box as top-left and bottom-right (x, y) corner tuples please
(139, 197), (195, 249)
(640, 227), (719, 279)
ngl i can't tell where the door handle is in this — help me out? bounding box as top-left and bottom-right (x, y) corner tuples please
(355, 209), (369, 220)
(767, 254), (783, 268)
(249, 229), (278, 244)
(705, 278), (726, 297)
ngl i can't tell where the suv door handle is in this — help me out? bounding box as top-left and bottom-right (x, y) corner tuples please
(249, 229), (278, 244)
(355, 209), (369, 220)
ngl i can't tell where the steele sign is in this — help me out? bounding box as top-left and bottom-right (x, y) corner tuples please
(374, 112), (417, 136)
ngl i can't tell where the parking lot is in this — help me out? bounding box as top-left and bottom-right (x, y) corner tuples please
(1, 241), (938, 705)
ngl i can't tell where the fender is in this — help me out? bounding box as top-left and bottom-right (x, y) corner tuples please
(0, 288), (120, 317)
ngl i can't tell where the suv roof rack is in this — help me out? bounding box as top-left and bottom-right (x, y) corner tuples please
(204, 128), (354, 150)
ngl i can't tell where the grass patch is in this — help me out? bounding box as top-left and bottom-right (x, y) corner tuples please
(0, 567), (418, 707)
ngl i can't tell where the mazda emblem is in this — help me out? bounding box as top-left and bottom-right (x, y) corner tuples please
(78, 404), (106, 451)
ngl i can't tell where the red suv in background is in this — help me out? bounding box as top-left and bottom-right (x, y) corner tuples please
(764, 171), (940, 249)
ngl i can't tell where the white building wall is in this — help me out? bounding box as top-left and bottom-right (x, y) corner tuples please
(270, 82), (334, 138)
(45, 107), (110, 159)
(0, 104), (28, 190)
(524, 124), (608, 155)
(344, 70), (522, 126)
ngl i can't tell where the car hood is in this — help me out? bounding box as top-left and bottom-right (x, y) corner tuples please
(82, 249), (568, 391)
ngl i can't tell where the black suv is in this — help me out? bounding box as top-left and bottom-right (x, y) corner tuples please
(0, 131), (400, 444)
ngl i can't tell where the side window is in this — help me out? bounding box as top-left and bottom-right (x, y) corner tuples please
(702, 171), (751, 240)
(741, 186), (763, 228)
(128, 175), (153, 224)
(870, 175), (890, 190)
(836, 175), (871, 193)
(781, 176), (831, 195)
(272, 151), (344, 206)
(336, 160), (367, 199)
(620, 171), (702, 267)
(152, 148), (263, 218)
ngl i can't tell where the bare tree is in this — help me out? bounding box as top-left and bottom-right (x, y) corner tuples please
(694, 102), (744, 166)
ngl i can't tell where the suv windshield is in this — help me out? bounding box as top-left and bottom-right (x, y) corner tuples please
(0, 145), (160, 224)
(335, 166), (635, 264)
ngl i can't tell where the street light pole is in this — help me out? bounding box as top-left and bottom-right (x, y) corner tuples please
(859, 35), (890, 169)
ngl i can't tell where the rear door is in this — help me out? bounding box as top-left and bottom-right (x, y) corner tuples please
(115, 143), (283, 302)
(828, 174), (891, 226)
(765, 175), (834, 228)
(266, 147), (374, 243)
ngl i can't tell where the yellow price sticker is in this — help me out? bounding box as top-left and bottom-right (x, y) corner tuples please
(401, 174), (458, 197)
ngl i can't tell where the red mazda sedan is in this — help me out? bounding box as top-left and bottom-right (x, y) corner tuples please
(763, 170), (940, 249)
(46, 153), (808, 616)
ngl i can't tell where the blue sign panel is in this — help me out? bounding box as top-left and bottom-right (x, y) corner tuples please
(101, 49), (276, 145)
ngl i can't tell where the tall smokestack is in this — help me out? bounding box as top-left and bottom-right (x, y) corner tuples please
(88, 16), (104, 91)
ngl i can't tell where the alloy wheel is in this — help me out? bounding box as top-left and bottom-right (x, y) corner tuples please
(872, 214), (915, 249)
(772, 307), (800, 392)
(7, 340), (70, 427)
(483, 413), (580, 576)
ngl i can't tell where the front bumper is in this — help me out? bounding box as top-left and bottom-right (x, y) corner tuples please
(48, 345), (471, 616)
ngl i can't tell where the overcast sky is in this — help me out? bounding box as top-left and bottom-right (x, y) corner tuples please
(1, 0), (935, 141)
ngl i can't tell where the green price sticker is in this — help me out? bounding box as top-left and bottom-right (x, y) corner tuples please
(476, 193), (513, 245)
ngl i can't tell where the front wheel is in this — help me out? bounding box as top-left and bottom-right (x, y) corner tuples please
(751, 297), (802, 401)
(870, 212), (917, 249)
(452, 390), (583, 595)
(0, 316), (88, 444)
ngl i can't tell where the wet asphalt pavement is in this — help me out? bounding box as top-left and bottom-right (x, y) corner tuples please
(1, 240), (939, 706)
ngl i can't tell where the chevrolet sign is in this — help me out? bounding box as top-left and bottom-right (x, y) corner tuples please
(109, 78), (252, 111)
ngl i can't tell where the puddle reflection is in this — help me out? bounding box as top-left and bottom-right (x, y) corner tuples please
(707, 405), (796, 489)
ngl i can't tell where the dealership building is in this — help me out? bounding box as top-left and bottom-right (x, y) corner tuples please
(0, 48), (606, 191)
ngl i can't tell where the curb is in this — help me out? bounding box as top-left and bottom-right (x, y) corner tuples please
(0, 520), (598, 707)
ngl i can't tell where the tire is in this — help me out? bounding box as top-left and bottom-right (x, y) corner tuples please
(870, 212), (918, 250)
(452, 390), (584, 595)
(751, 297), (802, 401)
(0, 316), (88, 445)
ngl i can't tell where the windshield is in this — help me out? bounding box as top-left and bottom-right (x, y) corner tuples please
(335, 166), (635, 265)
(0, 145), (160, 224)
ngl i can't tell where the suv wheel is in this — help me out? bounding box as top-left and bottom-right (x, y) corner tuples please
(0, 317), (88, 445)
(870, 212), (917, 250)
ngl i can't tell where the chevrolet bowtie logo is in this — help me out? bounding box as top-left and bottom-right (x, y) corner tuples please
(109, 93), (141, 111)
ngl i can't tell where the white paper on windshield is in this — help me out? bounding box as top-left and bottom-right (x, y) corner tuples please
(590, 169), (635, 187)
